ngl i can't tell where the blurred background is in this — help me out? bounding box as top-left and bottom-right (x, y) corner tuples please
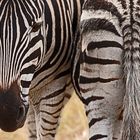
(0, 93), (89, 140)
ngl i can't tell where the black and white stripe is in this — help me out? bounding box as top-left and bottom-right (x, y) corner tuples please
(73, 0), (140, 140)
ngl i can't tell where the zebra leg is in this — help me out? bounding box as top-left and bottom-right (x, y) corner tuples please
(72, 1), (126, 139)
(84, 94), (123, 140)
(78, 45), (124, 140)
(29, 76), (70, 140)
(78, 45), (124, 139)
(27, 102), (37, 140)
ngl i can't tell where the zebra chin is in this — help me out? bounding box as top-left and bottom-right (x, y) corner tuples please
(0, 81), (29, 132)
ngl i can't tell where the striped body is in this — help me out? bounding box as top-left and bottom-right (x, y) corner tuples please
(0, 0), (85, 139)
(73, 0), (140, 140)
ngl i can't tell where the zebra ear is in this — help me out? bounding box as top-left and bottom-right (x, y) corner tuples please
(31, 22), (42, 32)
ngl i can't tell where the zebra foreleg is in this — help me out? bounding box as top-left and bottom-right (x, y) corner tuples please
(27, 102), (37, 140)
(29, 76), (70, 140)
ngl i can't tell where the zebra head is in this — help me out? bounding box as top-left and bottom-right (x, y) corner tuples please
(0, 0), (45, 132)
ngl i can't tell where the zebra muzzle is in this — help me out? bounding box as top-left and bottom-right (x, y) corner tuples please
(0, 82), (29, 132)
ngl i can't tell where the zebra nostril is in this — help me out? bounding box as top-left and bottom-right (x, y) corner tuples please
(16, 105), (26, 123)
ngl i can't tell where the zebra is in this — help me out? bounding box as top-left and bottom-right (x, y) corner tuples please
(73, 0), (140, 140)
(0, 0), (85, 139)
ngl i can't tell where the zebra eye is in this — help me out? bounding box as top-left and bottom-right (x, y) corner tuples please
(31, 22), (42, 32)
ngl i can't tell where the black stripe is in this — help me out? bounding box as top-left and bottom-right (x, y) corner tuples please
(113, 137), (118, 140)
(21, 65), (36, 74)
(65, 93), (71, 99)
(89, 117), (106, 127)
(118, 0), (127, 9)
(45, 98), (64, 107)
(33, 86), (66, 106)
(22, 48), (41, 66)
(48, 0), (62, 63)
(84, 96), (104, 105)
(83, 0), (122, 22)
(81, 18), (121, 36)
(87, 41), (123, 50)
(122, 24), (131, 31)
(29, 135), (37, 139)
(21, 93), (28, 98)
(55, 68), (70, 80)
(42, 118), (57, 125)
(130, 0), (134, 26)
(41, 132), (55, 137)
(44, 1), (53, 51)
(80, 76), (119, 84)
(80, 52), (121, 65)
(40, 106), (63, 116)
(80, 87), (93, 93)
(41, 125), (56, 131)
(90, 134), (108, 140)
(21, 80), (31, 88)
(72, 0), (79, 35)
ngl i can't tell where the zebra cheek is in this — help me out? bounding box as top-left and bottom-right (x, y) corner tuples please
(0, 81), (28, 132)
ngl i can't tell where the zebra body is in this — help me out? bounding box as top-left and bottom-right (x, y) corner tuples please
(73, 0), (140, 139)
(0, 0), (85, 139)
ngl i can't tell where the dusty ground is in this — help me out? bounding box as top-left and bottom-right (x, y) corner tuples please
(0, 127), (28, 140)
(0, 93), (89, 140)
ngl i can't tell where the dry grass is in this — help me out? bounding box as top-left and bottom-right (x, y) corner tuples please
(56, 93), (89, 140)
(0, 93), (88, 140)
(0, 127), (28, 140)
